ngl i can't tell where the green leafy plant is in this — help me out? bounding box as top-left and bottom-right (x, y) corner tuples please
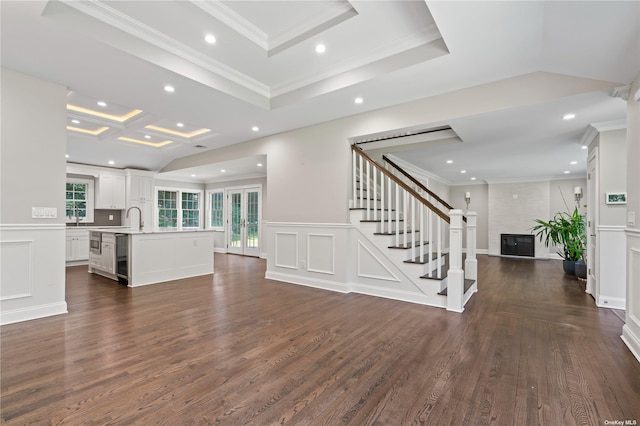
(531, 207), (586, 261)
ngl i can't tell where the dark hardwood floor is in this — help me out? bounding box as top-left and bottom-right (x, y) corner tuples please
(1, 254), (639, 425)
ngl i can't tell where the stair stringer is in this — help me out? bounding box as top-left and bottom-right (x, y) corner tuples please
(348, 226), (447, 308)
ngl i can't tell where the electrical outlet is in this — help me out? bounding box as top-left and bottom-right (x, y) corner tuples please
(108, 214), (114, 221)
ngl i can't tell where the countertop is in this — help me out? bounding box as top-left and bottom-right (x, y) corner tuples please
(67, 226), (215, 235)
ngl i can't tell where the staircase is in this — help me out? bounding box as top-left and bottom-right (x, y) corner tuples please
(351, 144), (477, 312)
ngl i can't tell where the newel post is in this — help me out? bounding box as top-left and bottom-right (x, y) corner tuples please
(447, 209), (465, 312)
(465, 211), (478, 285)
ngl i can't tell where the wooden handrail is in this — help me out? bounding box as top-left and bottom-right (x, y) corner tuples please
(352, 145), (450, 224)
(383, 154), (467, 223)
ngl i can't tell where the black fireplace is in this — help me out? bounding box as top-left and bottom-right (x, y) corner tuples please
(501, 234), (535, 257)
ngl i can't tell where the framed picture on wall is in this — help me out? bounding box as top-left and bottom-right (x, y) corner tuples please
(606, 192), (626, 205)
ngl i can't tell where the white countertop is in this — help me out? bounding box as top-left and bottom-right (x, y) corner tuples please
(68, 226), (215, 235)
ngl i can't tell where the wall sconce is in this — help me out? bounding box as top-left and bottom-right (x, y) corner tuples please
(465, 191), (471, 210)
(574, 186), (582, 203)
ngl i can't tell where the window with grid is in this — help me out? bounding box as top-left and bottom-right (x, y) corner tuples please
(209, 191), (224, 230)
(66, 178), (94, 223)
(157, 190), (178, 229)
(182, 192), (200, 228)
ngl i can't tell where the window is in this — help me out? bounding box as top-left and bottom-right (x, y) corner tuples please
(182, 191), (200, 228)
(157, 190), (178, 229)
(66, 178), (94, 223)
(208, 190), (224, 230)
(156, 188), (203, 230)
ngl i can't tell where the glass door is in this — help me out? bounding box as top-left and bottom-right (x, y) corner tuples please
(227, 187), (261, 257)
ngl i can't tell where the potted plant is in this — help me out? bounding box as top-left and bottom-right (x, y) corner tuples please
(531, 207), (586, 276)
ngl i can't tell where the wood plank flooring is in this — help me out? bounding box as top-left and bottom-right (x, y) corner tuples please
(1, 254), (639, 425)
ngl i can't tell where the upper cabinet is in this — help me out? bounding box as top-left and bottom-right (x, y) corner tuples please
(96, 173), (126, 209)
(127, 172), (154, 202)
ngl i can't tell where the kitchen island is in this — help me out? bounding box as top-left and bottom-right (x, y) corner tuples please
(89, 229), (214, 287)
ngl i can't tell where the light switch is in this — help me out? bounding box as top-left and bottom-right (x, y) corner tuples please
(109, 215), (114, 221)
(628, 211), (636, 226)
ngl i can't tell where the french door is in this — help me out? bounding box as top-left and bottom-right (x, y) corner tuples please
(227, 187), (261, 257)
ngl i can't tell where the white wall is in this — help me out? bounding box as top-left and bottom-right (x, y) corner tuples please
(1, 69), (68, 324)
(488, 181), (550, 257)
(594, 129), (628, 226)
(623, 72), (640, 363)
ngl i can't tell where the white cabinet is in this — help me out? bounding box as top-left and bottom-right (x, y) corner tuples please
(96, 173), (126, 209)
(66, 229), (89, 262)
(89, 232), (116, 276)
(126, 171), (155, 231)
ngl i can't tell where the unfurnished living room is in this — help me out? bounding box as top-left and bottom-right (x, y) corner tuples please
(1, 1), (639, 425)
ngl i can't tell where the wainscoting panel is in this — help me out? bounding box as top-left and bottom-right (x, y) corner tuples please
(275, 232), (298, 269)
(356, 241), (399, 282)
(622, 228), (640, 362)
(0, 240), (33, 300)
(307, 234), (334, 275)
(597, 226), (626, 309)
(0, 224), (67, 325)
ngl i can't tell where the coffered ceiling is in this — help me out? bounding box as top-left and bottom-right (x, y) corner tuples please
(1, 1), (639, 183)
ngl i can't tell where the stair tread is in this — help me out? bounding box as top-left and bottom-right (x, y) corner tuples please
(404, 252), (448, 264)
(420, 266), (448, 280)
(374, 230), (420, 235)
(388, 241), (429, 249)
(437, 279), (476, 296)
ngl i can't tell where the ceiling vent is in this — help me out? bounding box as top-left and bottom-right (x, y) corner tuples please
(193, 144), (207, 148)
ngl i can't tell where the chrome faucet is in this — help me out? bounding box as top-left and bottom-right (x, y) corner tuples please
(126, 206), (144, 231)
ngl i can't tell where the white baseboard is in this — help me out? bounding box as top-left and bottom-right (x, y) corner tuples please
(265, 271), (348, 293)
(622, 325), (640, 364)
(349, 282), (446, 309)
(1, 301), (68, 326)
(213, 247), (227, 254)
(597, 296), (626, 310)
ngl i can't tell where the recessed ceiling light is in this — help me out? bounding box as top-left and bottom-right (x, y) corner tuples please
(562, 113), (576, 120)
(177, 122), (184, 128)
(354, 97), (363, 104)
(461, 170), (467, 174)
(71, 119), (80, 124)
(564, 170), (570, 174)
(315, 44), (326, 54)
(221, 169), (226, 173)
(204, 34), (216, 44)
(164, 85), (175, 93)
(446, 160), (453, 164)
(97, 101), (107, 107)
(570, 161), (578, 165)
(252, 126), (259, 132)
(471, 177), (476, 181)
(65, 154), (69, 158)
(144, 135), (151, 139)
(257, 163), (263, 167)
(582, 145), (588, 150)
(191, 174), (196, 177)
(108, 160), (115, 165)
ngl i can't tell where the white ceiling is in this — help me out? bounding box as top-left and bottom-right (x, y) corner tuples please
(1, 1), (638, 185)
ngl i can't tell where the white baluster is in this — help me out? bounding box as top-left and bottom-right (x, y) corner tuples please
(352, 149), (356, 209)
(373, 166), (378, 221)
(428, 209), (433, 277)
(437, 218), (442, 278)
(420, 202), (424, 264)
(403, 190), (408, 248)
(359, 154), (363, 209)
(366, 160), (371, 220)
(387, 176), (392, 235)
(411, 196), (416, 260)
(395, 182), (400, 247)
(380, 172), (385, 233)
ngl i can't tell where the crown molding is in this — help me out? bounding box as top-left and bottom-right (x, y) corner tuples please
(189, 0), (268, 50)
(580, 125), (599, 148)
(591, 119), (627, 133)
(611, 85), (630, 101)
(484, 174), (587, 185)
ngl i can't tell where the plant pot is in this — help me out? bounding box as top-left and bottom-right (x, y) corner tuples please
(575, 260), (587, 279)
(563, 260), (576, 275)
